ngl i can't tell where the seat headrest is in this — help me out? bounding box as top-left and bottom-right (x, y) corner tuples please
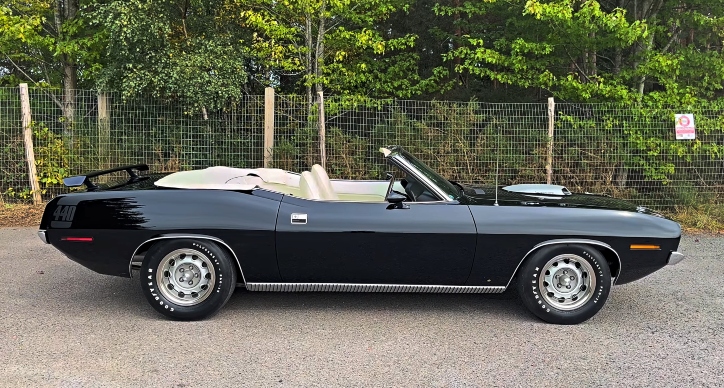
(311, 164), (339, 200)
(300, 171), (322, 200)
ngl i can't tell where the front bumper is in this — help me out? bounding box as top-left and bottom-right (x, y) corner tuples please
(667, 251), (684, 265)
(38, 230), (49, 244)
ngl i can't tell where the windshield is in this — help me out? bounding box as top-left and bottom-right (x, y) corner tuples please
(395, 149), (460, 200)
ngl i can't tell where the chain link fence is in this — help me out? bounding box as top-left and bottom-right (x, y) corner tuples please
(1, 86), (722, 210)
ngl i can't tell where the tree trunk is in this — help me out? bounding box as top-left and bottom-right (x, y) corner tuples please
(613, 0), (623, 75)
(62, 59), (77, 134)
(454, 0), (461, 67)
(590, 32), (597, 78)
(614, 47), (622, 75)
(57, 0), (80, 136)
(637, 32), (655, 97)
(314, 0), (326, 95)
(631, 0), (663, 98)
(315, 1), (326, 166)
(305, 14), (313, 107)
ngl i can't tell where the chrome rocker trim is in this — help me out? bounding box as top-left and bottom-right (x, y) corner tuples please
(667, 251), (685, 266)
(506, 238), (623, 288)
(246, 283), (505, 293)
(129, 234), (247, 284)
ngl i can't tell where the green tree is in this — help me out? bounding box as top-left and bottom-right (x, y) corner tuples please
(237, 0), (431, 102)
(1, 0), (99, 129)
(91, 0), (251, 112)
(622, 0), (724, 103)
(436, 0), (648, 102)
(435, 0), (724, 104)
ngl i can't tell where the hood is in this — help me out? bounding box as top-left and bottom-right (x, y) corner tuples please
(459, 184), (662, 215)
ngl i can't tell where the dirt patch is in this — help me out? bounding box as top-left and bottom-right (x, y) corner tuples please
(0, 204), (46, 227)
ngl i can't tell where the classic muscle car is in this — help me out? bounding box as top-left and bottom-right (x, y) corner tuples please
(38, 146), (684, 324)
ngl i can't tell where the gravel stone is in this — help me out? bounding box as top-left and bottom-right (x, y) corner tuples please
(1, 227), (722, 387)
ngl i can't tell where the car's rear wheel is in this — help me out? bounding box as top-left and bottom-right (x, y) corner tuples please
(140, 239), (236, 320)
(517, 244), (611, 324)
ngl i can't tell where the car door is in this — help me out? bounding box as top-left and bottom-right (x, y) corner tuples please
(275, 195), (477, 285)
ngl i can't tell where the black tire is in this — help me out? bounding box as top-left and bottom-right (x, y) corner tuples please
(140, 239), (237, 320)
(517, 244), (611, 325)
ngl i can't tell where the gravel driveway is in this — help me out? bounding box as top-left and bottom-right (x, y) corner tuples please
(1, 227), (722, 387)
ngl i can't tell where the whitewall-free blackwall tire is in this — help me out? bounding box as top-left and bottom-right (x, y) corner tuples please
(517, 244), (611, 324)
(140, 239), (237, 320)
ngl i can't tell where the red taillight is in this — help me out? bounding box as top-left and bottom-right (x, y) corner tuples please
(61, 237), (94, 242)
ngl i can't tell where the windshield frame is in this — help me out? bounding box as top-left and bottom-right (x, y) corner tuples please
(385, 147), (460, 202)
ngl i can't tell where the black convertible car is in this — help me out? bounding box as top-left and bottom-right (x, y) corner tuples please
(38, 146), (684, 324)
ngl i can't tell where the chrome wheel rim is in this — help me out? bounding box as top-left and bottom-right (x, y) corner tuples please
(156, 249), (215, 306)
(539, 254), (596, 311)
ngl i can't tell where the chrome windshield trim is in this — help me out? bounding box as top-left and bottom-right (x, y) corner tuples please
(507, 239), (623, 288)
(246, 283), (505, 293)
(388, 154), (454, 202)
(128, 234), (246, 284)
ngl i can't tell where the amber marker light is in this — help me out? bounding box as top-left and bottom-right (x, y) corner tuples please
(61, 237), (94, 242)
(630, 244), (660, 250)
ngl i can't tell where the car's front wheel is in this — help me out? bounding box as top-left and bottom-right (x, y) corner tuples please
(140, 239), (237, 320)
(517, 244), (611, 324)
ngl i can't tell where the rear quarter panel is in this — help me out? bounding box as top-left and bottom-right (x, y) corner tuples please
(41, 189), (282, 280)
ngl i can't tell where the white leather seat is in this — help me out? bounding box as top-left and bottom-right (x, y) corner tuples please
(311, 164), (339, 200)
(300, 171), (322, 200)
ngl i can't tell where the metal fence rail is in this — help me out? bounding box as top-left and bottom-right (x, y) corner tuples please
(1, 86), (722, 210)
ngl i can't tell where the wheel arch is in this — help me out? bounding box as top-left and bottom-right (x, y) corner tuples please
(129, 234), (247, 285)
(507, 239), (621, 289)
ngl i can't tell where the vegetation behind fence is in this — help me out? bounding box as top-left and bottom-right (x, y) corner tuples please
(1, 86), (723, 213)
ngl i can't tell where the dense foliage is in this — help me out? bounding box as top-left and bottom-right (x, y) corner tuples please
(2, 1), (724, 225)
(2, 0), (723, 105)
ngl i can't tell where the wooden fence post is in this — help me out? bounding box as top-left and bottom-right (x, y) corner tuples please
(317, 91), (326, 169)
(264, 87), (275, 168)
(97, 92), (110, 172)
(19, 83), (42, 205)
(546, 97), (555, 185)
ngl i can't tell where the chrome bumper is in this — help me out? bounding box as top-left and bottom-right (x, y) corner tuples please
(38, 230), (48, 244)
(667, 251), (684, 266)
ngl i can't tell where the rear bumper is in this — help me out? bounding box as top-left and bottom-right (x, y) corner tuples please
(667, 251), (684, 266)
(38, 230), (48, 244)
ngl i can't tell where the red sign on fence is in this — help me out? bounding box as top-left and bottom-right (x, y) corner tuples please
(675, 114), (696, 140)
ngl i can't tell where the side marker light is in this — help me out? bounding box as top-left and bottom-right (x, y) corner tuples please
(630, 244), (660, 250)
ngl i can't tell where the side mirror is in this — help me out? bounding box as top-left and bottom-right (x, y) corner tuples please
(387, 192), (406, 204)
(386, 192), (409, 209)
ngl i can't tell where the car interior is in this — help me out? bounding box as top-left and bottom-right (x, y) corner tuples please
(153, 163), (436, 203)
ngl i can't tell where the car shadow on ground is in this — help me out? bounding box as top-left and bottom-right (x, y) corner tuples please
(34, 272), (671, 325)
(222, 285), (534, 323)
(32, 270), (536, 322)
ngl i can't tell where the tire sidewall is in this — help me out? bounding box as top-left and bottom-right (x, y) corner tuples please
(517, 244), (611, 325)
(140, 239), (237, 320)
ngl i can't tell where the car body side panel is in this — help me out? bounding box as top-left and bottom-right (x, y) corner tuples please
(465, 206), (681, 286)
(48, 229), (159, 277)
(42, 189), (283, 281)
(275, 197), (477, 284)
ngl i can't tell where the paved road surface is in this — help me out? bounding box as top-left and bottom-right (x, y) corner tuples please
(1, 227), (722, 387)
